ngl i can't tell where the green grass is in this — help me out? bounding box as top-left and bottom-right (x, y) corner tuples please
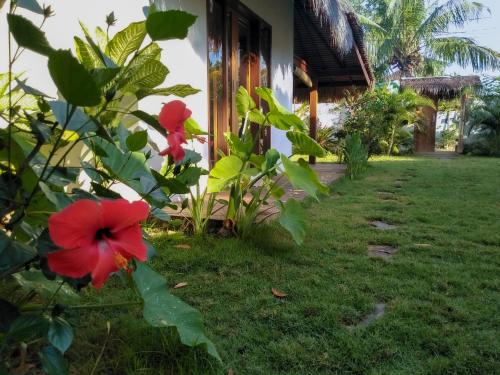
(70, 156), (500, 374)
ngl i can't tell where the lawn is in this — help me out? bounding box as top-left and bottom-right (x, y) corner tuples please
(70, 156), (500, 374)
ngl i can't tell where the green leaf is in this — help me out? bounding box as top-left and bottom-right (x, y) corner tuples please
(107, 21), (147, 65)
(268, 113), (306, 131)
(48, 50), (101, 107)
(79, 21), (117, 68)
(15, 78), (51, 97)
(207, 156), (243, 193)
(286, 131), (326, 157)
(49, 101), (96, 134)
(255, 87), (288, 113)
(7, 14), (54, 56)
(236, 86), (256, 117)
(136, 84), (201, 99)
(39, 182), (73, 210)
(131, 110), (162, 132)
(16, 0), (43, 14)
(264, 148), (280, 170)
(39, 346), (69, 375)
(281, 156), (328, 201)
(133, 263), (220, 361)
(13, 271), (79, 304)
(120, 59), (168, 93)
(8, 314), (49, 343)
(74, 36), (103, 70)
(146, 10), (197, 41)
(0, 232), (37, 273)
(48, 318), (74, 354)
(225, 132), (253, 157)
(277, 199), (308, 245)
(184, 118), (207, 138)
(126, 130), (148, 151)
(92, 68), (121, 88)
(178, 167), (206, 186)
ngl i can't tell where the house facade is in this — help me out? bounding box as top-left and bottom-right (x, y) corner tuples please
(1, 0), (372, 188)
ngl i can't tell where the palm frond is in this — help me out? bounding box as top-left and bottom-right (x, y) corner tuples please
(428, 36), (500, 71)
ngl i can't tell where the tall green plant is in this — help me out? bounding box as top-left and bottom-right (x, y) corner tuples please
(207, 87), (328, 245)
(1, 3), (219, 373)
(343, 132), (368, 179)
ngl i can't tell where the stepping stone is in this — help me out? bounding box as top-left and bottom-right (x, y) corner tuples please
(369, 221), (397, 230)
(394, 180), (405, 187)
(368, 245), (397, 259)
(376, 191), (396, 200)
(414, 243), (432, 248)
(359, 303), (386, 327)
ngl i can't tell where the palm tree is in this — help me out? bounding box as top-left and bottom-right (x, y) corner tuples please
(355, 0), (500, 78)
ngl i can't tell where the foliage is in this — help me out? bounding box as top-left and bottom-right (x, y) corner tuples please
(437, 125), (458, 150)
(356, 0), (500, 78)
(464, 77), (500, 156)
(207, 87), (328, 244)
(0, 3), (219, 373)
(343, 87), (434, 155)
(342, 132), (368, 179)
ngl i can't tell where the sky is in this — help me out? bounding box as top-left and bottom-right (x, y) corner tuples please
(445, 0), (500, 76)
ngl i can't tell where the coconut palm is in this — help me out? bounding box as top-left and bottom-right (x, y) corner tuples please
(356, 0), (500, 78)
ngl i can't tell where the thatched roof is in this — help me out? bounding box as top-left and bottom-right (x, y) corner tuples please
(401, 76), (481, 99)
(294, 0), (374, 102)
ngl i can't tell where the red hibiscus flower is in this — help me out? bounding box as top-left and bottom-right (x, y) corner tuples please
(158, 100), (192, 162)
(47, 199), (149, 288)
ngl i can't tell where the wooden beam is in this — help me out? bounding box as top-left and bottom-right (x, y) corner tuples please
(353, 44), (372, 88)
(309, 81), (318, 165)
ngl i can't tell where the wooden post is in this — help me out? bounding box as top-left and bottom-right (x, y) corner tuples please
(457, 94), (467, 154)
(309, 81), (318, 164)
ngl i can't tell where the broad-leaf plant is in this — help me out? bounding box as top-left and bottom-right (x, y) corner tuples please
(207, 87), (329, 244)
(1, 1), (218, 373)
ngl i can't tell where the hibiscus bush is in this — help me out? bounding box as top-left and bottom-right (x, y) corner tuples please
(206, 87), (328, 244)
(1, 2), (218, 373)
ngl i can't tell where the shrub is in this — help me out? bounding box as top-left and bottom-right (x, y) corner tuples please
(343, 132), (368, 179)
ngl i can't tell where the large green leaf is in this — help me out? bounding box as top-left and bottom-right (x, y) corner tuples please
(277, 199), (308, 245)
(74, 36), (104, 70)
(120, 59), (168, 93)
(16, 0), (43, 14)
(49, 101), (96, 134)
(39, 345), (69, 375)
(8, 314), (49, 343)
(207, 155), (243, 193)
(133, 263), (220, 361)
(7, 14), (54, 56)
(236, 86), (256, 117)
(136, 84), (201, 100)
(107, 21), (147, 65)
(47, 317), (74, 354)
(126, 130), (148, 151)
(146, 10), (197, 41)
(255, 87), (288, 113)
(0, 232), (37, 273)
(286, 131), (326, 157)
(281, 156), (328, 201)
(13, 271), (79, 304)
(48, 50), (101, 107)
(268, 112), (307, 131)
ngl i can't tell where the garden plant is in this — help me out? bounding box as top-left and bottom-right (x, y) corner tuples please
(0, 1), (219, 373)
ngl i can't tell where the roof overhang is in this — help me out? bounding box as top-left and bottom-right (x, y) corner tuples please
(293, 0), (374, 102)
(400, 76), (481, 99)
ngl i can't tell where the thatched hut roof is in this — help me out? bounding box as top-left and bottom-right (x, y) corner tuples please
(401, 76), (481, 99)
(294, 0), (374, 102)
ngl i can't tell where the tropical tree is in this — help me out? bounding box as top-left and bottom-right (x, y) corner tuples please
(356, 0), (500, 78)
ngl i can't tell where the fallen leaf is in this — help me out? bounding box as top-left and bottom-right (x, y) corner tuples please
(174, 282), (188, 289)
(271, 288), (288, 298)
(175, 244), (191, 250)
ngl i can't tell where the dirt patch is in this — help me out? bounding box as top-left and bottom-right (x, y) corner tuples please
(369, 221), (397, 230)
(368, 245), (398, 259)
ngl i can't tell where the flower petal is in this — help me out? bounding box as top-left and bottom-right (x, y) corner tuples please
(48, 200), (102, 249)
(101, 199), (149, 233)
(109, 225), (147, 262)
(47, 244), (99, 279)
(159, 100), (192, 132)
(91, 243), (121, 289)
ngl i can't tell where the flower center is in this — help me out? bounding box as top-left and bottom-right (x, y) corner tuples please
(95, 227), (113, 241)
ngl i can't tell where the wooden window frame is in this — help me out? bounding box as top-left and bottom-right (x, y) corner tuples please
(207, 0), (272, 165)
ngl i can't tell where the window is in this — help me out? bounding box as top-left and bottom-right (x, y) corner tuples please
(207, 0), (271, 164)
